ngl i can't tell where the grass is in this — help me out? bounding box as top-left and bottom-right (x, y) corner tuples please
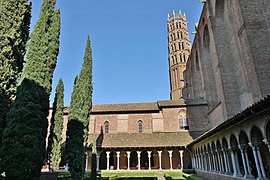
(164, 172), (185, 180)
(100, 171), (158, 180)
(163, 172), (202, 180)
(57, 171), (91, 179)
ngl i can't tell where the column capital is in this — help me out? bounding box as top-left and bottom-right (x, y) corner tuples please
(168, 150), (173, 157)
(263, 139), (269, 145)
(179, 150), (184, 156)
(158, 151), (162, 156)
(106, 151), (110, 158)
(116, 151), (120, 157)
(126, 151), (131, 157)
(238, 144), (248, 151)
(137, 151), (141, 157)
(147, 151), (152, 157)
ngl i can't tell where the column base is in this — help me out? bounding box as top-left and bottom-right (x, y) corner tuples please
(225, 172), (233, 176)
(233, 173), (243, 177)
(244, 174), (255, 179)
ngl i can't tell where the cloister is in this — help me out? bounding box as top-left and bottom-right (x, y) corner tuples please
(87, 149), (190, 171)
(189, 98), (270, 179)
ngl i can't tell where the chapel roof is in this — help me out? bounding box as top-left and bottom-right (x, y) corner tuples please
(88, 131), (193, 148)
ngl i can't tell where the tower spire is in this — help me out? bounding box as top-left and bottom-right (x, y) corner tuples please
(167, 10), (191, 100)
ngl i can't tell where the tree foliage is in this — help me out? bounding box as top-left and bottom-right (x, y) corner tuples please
(0, 79), (48, 179)
(68, 36), (93, 131)
(49, 78), (64, 170)
(67, 36), (93, 179)
(66, 120), (85, 180)
(20, 0), (60, 95)
(0, 0), (31, 101)
(0, 0), (60, 178)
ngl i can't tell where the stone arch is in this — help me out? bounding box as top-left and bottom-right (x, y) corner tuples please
(222, 137), (229, 150)
(251, 126), (264, 146)
(250, 126), (270, 178)
(99, 150), (107, 170)
(239, 130), (249, 145)
(201, 25), (218, 107)
(230, 134), (238, 150)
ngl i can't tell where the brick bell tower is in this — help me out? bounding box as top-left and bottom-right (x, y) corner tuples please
(167, 10), (191, 100)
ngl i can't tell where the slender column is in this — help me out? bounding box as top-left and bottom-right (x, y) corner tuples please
(222, 149), (229, 174)
(234, 152), (242, 176)
(168, 150), (173, 170)
(158, 151), (162, 170)
(219, 152), (225, 173)
(137, 151), (141, 170)
(230, 149), (238, 176)
(225, 150), (232, 174)
(216, 150), (222, 172)
(147, 151), (152, 170)
(198, 154), (201, 169)
(126, 151), (131, 170)
(208, 153), (212, 171)
(96, 154), (100, 171)
(85, 152), (88, 171)
(244, 150), (252, 176)
(256, 147), (267, 178)
(250, 145), (262, 178)
(211, 151), (217, 171)
(179, 150), (184, 171)
(239, 146), (248, 177)
(106, 151), (110, 170)
(116, 151), (120, 170)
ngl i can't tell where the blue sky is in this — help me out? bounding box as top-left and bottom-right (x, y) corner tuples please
(29, 0), (203, 106)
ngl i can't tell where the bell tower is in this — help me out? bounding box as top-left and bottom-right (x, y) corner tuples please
(167, 10), (191, 100)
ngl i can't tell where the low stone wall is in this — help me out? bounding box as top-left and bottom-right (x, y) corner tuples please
(40, 172), (58, 180)
(195, 170), (244, 180)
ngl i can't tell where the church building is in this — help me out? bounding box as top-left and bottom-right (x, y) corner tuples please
(54, 1), (270, 179)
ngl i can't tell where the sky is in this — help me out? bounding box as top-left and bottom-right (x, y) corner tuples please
(29, 0), (203, 106)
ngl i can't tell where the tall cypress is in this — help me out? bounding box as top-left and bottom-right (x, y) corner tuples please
(0, 0), (31, 152)
(0, 0), (60, 178)
(49, 78), (64, 171)
(66, 36), (93, 180)
(68, 36), (93, 131)
(20, 0), (60, 94)
(0, 0), (31, 101)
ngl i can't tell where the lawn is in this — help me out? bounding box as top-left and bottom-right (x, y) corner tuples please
(100, 171), (158, 180)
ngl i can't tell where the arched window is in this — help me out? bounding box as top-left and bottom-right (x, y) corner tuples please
(138, 120), (143, 133)
(179, 115), (188, 130)
(104, 121), (109, 134)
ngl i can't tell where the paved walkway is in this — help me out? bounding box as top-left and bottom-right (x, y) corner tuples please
(156, 172), (166, 180)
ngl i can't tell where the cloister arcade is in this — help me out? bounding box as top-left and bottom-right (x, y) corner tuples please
(190, 116), (270, 179)
(87, 148), (191, 171)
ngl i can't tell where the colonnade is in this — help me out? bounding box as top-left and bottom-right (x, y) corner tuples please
(91, 150), (184, 171)
(191, 127), (270, 180)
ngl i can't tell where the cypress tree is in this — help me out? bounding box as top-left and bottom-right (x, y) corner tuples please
(0, 0), (60, 178)
(0, 79), (48, 179)
(20, 0), (60, 94)
(68, 36), (93, 131)
(66, 36), (93, 180)
(0, 0), (31, 154)
(0, 0), (31, 101)
(49, 78), (64, 171)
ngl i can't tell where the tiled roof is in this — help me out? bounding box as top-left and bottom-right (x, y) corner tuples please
(62, 99), (207, 115)
(88, 132), (193, 148)
(91, 102), (159, 113)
